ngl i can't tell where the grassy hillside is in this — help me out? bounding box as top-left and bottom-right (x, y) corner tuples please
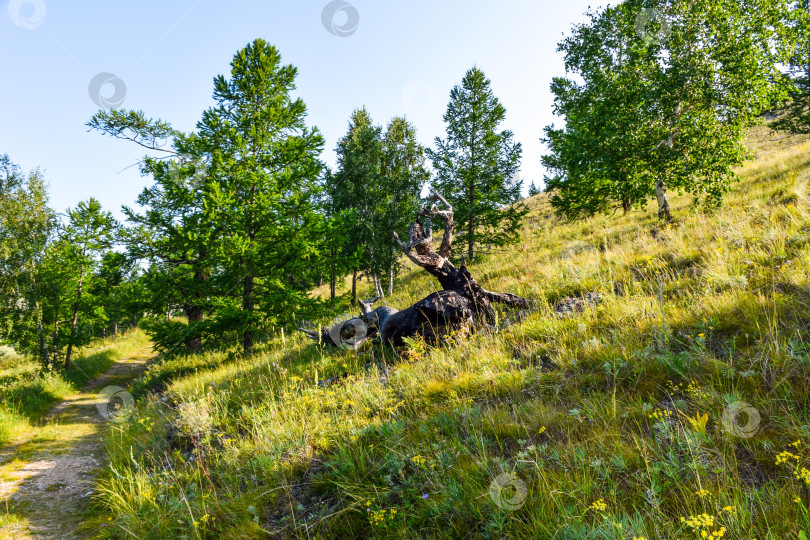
(91, 128), (810, 539)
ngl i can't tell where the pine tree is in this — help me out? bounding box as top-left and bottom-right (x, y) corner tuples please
(528, 181), (541, 197)
(427, 67), (525, 261)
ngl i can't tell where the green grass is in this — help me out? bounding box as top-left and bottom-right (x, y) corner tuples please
(92, 128), (810, 539)
(0, 329), (150, 446)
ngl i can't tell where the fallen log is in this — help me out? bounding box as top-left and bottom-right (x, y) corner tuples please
(302, 190), (532, 348)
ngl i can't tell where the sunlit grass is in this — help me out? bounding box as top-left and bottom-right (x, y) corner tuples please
(0, 328), (150, 446)
(92, 131), (810, 538)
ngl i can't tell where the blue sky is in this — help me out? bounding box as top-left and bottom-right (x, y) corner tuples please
(0, 0), (596, 220)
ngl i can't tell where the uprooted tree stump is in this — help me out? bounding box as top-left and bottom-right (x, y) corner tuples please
(300, 190), (532, 348)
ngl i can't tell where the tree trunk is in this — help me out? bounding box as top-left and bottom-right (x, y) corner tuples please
(113, 321), (119, 335)
(373, 275), (383, 298)
(36, 301), (49, 366)
(242, 274), (254, 354)
(468, 190), (475, 262)
(656, 178), (672, 222)
(388, 190), (530, 345)
(53, 320), (60, 365)
(65, 264), (85, 370)
(329, 245), (337, 300)
(185, 266), (207, 353)
(654, 102), (681, 223)
(351, 268), (358, 308)
(388, 253), (395, 297)
(185, 305), (204, 352)
(468, 128), (477, 262)
(242, 181), (257, 355)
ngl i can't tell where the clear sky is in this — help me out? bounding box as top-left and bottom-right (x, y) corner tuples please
(0, 0), (597, 220)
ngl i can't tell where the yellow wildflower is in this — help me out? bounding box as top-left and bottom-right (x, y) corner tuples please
(590, 498), (607, 511)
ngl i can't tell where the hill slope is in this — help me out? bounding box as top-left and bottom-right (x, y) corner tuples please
(91, 129), (810, 539)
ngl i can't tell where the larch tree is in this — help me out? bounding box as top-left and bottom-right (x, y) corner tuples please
(379, 116), (430, 295)
(90, 42), (328, 356)
(327, 110), (429, 302)
(328, 107), (385, 304)
(62, 198), (118, 368)
(88, 110), (217, 353)
(198, 39), (326, 353)
(427, 67), (525, 261)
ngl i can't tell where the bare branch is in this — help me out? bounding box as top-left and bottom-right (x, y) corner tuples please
(482, 289), (533, 309)
(359, 296), (380, 315)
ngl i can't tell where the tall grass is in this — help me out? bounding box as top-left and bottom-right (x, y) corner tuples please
(92, 131), (810, 538)
(0, 329), (150, 446)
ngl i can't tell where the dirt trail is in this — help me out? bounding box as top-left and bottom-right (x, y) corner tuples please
(0, 346), (155, 539)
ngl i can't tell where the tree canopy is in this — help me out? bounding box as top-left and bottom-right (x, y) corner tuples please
(543, 0), (801, 221)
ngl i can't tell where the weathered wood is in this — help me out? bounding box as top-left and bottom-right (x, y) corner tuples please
(301, 190), (531, 349)
(378, 290), (474, 346)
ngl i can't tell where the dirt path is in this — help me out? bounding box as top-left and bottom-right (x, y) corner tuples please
(0, 346), (155, 539)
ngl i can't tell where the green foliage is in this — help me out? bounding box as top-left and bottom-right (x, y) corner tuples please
(90, 39), (331, 355)
(59, 198), (119, 367)
(122, 137), (216, 353)
(544, 0), (800, 220)
(773, 0), (810, 135)
(327, 108), (429, 298)
(198, 38), (327, 352)
(0, 161), (133, 369)
(428, 67), (526, 261)
(0, 155), (55, 360)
